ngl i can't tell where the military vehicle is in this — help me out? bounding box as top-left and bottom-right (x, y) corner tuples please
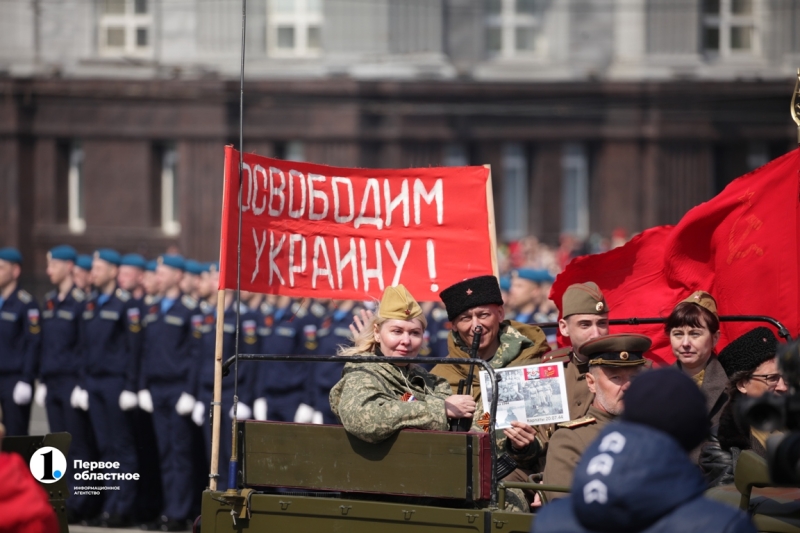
(197, 315), (800, 533)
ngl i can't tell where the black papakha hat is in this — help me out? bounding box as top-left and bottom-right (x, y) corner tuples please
(717, 327), (778, 378)
(623, 368), (709, 452)
(439, 275), (504, 321)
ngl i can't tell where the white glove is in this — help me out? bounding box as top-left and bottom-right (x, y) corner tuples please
(192, 401), (205, 426)
(294, 403), (315, 423)
(12, 381), (32, 406)
(312, 410), (324, 425)
(175, 392), (196, 416)
(138, 390), (154, 413)
(253, 398), (268, 421)
(229, 403), (252, 420)
(70, 385), (82, 409)
(119, 390), (138, 411)
(77, 388), (89, 411)
(34, 384), (47, 407)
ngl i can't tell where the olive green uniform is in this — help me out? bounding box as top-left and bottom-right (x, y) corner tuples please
(329, 358), (454, 444)
(541, 405), (615, 501)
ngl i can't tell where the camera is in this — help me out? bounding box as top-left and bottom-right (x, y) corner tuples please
(740, 339), (800, 484)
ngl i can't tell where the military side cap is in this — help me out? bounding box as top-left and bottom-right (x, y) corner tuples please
(718, 327), (778, 377)
(121, 253), (146, 269)
(378, 284), (427, 328)
(0, 247), (22, 264)
(680, 290), (718, 317)
(513, 268), (554, 284)
(76, 255), (93, 271)
(145, 259), (157, 272)
(562, 281), (608, 317)
(499, 275), (511, 292)
(185, 259), (204, 275)
(439, 275), (503, 321)
(48, 245), (77, 262)
(94, 248), (121, 266)
(158, 254), (185, 271)
(579, 333), (651, 367)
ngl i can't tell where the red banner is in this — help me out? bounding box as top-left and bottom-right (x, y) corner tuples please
(218, 147), (497, 301)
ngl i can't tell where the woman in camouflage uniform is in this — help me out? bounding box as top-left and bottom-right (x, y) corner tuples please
(329, 285), (476, 444)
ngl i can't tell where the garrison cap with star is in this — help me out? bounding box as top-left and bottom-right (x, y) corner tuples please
(0, 247), (22, 265)
(578, 333), (651, 367)
(94, 248), (121, 266)
(562, 281), (608, 318)
(680, 290), (718, 317)
(439, 275), (504, 321)
(378, 284), (427, 328)
(48, 245), (77, 262)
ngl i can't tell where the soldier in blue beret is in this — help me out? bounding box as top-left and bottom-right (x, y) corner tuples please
(80, 249), (142, 527)
(508, 268), (559, 342)
(0, 247), (40, 436)
(40, 245), (99, 522)
(192, 266), (258, 489)
(139, 254), (203, 530)
(119, 254), (146, 301)
(73, 254), (93, 292)
(180, 259), (203, 301)
(141, 260), (160, 304)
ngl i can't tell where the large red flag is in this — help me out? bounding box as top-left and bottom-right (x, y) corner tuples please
(550, 148), (800, 364)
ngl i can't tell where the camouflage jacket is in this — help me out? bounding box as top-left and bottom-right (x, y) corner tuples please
(329, 357), (453, 444)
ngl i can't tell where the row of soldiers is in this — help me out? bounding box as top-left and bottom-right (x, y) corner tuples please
(0, 243), (559, 530)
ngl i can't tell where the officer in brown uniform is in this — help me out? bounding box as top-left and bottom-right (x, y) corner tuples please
(541, 333), (650, 501)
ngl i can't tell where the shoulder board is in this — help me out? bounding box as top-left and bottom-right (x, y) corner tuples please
(17, 290), (32, 304)
(115, 288), (131, 302)
(311, 303), (326, 318)
(260, 303), (274, 316)
(71, 288), (85, 302)
(181, 295), (197, 310)
(557, 415), (596, 429)
(542, 347), (572, 363)
(45, 290), (57, 301)
(199, 300), (211, 314)
(291, 304), (307, 319)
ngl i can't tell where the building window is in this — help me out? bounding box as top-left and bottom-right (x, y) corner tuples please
(98, 0), (153, 57)
(703, 0), (757, 56)
(486, 0), (539, 58)
(68, 143), (86, 234)
(501, 143), (528, 241)
(561, 143), (589, 240)
(267, 0), (323, 58)
(443, 143), (469, 167)
(161, 145), (180, 236)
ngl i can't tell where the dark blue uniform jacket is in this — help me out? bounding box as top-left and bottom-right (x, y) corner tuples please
(0, 289), (41, 384)
(40, 287), (85, 381)
(533, 422), (756, 533)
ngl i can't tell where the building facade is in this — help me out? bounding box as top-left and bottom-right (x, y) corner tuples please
(1, 0), (798, 290)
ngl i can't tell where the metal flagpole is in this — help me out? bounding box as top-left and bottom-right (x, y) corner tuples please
(791, 68), (800, 146)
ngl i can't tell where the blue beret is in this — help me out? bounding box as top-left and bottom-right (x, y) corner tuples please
(49, 245), (77, 262)
(76, 255), (93, 271)
(121, 253), (146, 269)
(94, 248), (121, 266)
(185, 259), (204, 275)
(514, 268), (554, 284)
(499, 276), (511, 292)
(159, 254), (185, 271)
(145, 260), (158, 272)
(0, 247), (22, 264)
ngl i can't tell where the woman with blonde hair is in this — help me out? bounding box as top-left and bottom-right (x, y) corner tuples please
(329, 284), (477, 444)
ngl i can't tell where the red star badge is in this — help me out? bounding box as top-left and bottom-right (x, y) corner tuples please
(466, 289), (473, 295)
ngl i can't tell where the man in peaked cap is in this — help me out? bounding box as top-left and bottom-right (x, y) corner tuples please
(542, 333), (649, 501)
(0, 247), (40, 436)
(80, 249), (143, 526)
(139, 254), (203, 531)
(40, 245), (99, 522)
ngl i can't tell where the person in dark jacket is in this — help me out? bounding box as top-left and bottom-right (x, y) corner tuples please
(533, 368), (755, 533)
(700, 327), (787, 486)
(666, 291), (727, 463)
